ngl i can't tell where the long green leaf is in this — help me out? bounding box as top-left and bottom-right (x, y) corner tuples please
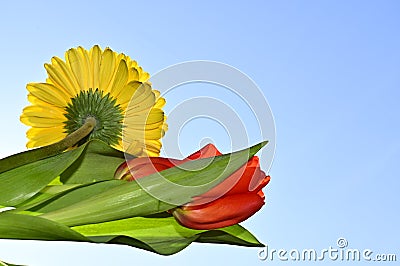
(30, 180), (124, 213)
(60, 140), (125, 184)
(11, 140), (127, 210)
(0, 212), (263, 256)
(41, 141), (267, 226)
(41, 180), (171, 226)
(0, 213), (88, 241)
(73, 216), (263, 255)
(0, 140), (126, 207)
(14, 183), (82, 210)
(196, 224), (264, 247)
(0, 145), (86, 206)
(0, 259), (24, 266)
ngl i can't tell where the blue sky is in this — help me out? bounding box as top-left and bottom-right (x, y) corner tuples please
(0, 0), (399, 265)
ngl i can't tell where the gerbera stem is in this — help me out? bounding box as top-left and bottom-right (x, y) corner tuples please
(54, 116), (97, 151)
(0, 117), (97, 174)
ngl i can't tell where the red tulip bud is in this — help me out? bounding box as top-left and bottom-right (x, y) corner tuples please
(115, 144), (270, 230)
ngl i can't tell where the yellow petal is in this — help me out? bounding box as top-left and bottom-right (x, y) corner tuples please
(90, 45), (102, 90)
(27, 93), (60, 109)
(128, 108), (165, 124)
(123, 83), (155, 110)
(144, 140), (162, 156)
(21, 105), (66, 128)
(162, 121), (168, 132)
(45, 57), (78, 97)
(124, 127), (164, 140)
(124, 109), (165, 128)
(27, 132), (66, 148)
(22, 105), (66, 118)
(146, 139), (162, 150)
(99, 48), (117, 94)
(128, 67), (139, 81)
(109, 60), (128, 98)
(113, 142), (124, 152)
(26, 125), (67, 137)
(136, 66), (150, 82)
(117, 81), (142, 107)
(66, 47), (90, 92)
(153, 90), (167, 108)
(124, 93), (156, 113)
(80, 46), (93, 89)
(127, 57), (138, 68)
(27, 83), (70, 107)
(123, 140), (144, 156)
(21, 114), (64, 127)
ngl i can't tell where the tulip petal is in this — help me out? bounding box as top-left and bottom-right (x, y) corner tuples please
(186, 143), (222, 160)
(113, 141), (270, 231)
(173, 193), (265, 230)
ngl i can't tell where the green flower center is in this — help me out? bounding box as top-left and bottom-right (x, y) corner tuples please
(64, 89), (123, 146)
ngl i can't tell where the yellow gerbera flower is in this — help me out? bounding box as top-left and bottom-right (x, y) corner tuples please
(20, 45), (167, 157)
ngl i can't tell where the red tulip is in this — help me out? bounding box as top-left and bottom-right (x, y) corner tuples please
(115, 144), (270, 230)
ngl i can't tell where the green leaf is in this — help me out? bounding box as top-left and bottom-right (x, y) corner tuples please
(40, 141), (268, 226)
(0, 145), (66, 175)
(0, 213), (263, 256)
(0, 212), (88, 241)
(30, 180), (124, 213)
(0, 145), (86, 206)
(15, 184), (84, 210)
(196, 224), (264, 247)
(41, 180), (170, 226)
(60, 140), (125, 184)
(0, 141), (267, 256)
(0, 140), (126, 207)
(73, 216), (263, 255)
(0, 259), (25, 266)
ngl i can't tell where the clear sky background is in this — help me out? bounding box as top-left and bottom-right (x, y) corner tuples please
(0, 0), (399, 265)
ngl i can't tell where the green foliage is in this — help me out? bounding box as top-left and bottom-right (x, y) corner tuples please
(0, 140), (267, 255)
(60, 136), (125, 184)
(0, 145), (86, 206)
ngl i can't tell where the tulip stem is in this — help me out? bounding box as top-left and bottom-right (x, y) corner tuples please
(0, 117), (97, 173)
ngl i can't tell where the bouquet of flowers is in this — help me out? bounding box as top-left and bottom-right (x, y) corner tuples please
(0, 46), (271, 264)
